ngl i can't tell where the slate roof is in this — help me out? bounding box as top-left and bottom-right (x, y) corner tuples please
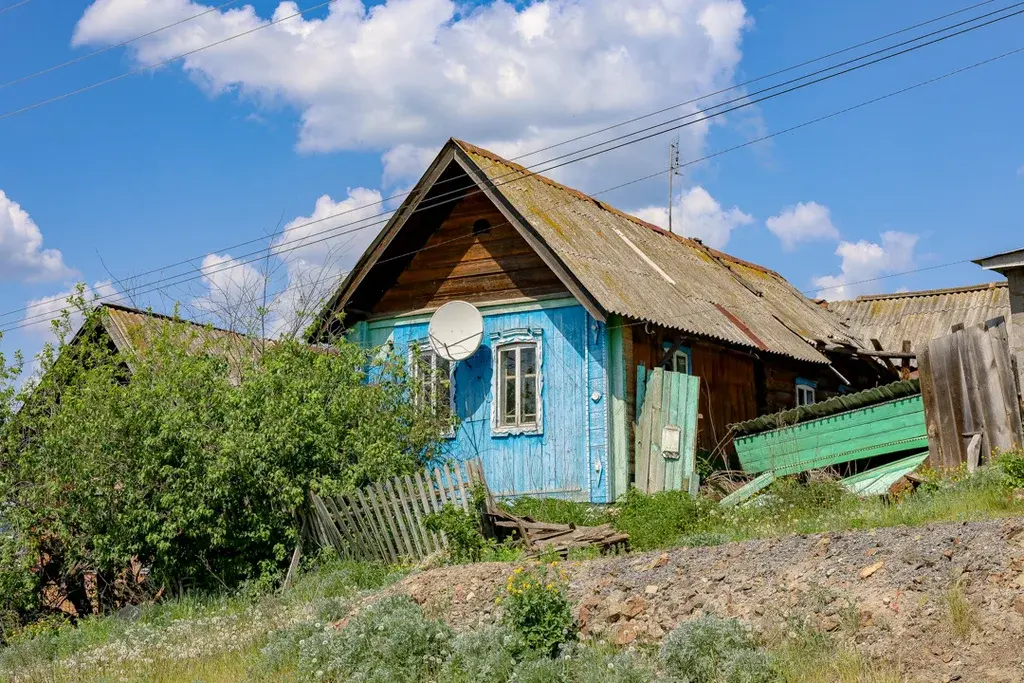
(827, 282), (1009, 354)
(318, 138), (869, 364)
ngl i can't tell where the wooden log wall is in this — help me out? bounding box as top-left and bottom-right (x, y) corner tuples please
(307, 459), (489, 564)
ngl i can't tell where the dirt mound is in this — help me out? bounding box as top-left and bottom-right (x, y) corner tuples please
(383, 518), (1024, 682)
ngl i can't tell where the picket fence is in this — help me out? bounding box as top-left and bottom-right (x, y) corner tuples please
(306, 458), (489, 564)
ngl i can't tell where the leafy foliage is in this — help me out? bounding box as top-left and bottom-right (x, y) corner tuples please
(499, 563), (576, 655)
(0, 299), (446, 629)
(614, 488), (711, 550)
(995, 448), (1024, 488)
(423, 503), (490, 563)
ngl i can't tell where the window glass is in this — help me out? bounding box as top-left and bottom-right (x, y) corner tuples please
(495, 342), (540, 430)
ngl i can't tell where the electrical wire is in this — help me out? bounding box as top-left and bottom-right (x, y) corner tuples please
(0, 0), (32, 16)
(0, 0), (241, 91)
(3, 0), (1013, 321)
(6, 38), (1022, 336)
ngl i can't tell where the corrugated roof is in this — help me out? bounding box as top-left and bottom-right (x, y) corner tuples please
(828, 282), (1008, 354)
(729, 379), (921, 437)
(454, 140), (864, 364)
(98, 304), (268, 380)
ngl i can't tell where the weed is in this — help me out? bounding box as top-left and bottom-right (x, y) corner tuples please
(424, 503), (490, 563)
(660, 614), (777, 683)
(502, 497), (612, 528)
(499, 563), (576, 656)
(439, 625), (525, 683)
(614, 488), (710, 550)
(944, 579), (975, 640)
(995, 448), (1024, 488)
(772, 631), (902, 683)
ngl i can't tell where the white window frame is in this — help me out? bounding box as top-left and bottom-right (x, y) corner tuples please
(491, 328), (543, 436)
(409, 341), (456, 436)
(796, 378), (816, 407)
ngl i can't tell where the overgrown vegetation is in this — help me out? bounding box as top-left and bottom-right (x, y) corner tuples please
(0, 300), (448, 634)
(498, 563), (575, 655)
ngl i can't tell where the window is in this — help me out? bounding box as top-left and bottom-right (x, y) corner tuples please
(796, 378), (816, 406)
(410, 343), (454, 425)
(661, 341), (691, 374)
(491, 328), (543, 434)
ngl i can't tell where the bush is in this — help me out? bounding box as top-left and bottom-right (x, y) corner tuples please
(0, 302), (447, 625)
(424, 503), (490, 563)
(439, 625), (525, 683)
(294, 596), (453, 682)
(500, 564), (576, 655)
(660, 615), (778, 683)
(502, 497), (611, 528)
(614, 488), (710, 550)
(996, 449), (1024, 488)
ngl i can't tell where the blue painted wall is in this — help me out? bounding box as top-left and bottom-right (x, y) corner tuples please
(359, 300), (609, 502)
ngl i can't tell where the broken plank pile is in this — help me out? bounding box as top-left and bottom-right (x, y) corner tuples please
(486, 507), (629, 557)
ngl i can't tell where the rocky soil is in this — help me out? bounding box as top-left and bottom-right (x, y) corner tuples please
(379, 519), (1024, 682)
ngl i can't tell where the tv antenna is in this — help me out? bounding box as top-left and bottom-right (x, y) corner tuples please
(668, 136), (681, 234)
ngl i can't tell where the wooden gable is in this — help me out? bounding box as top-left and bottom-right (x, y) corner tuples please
(340, 157), (569, 321)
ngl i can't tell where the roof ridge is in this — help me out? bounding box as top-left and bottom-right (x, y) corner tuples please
(98, 302), (255, 339)
(850, 281), (1007, 302)
(452, 138), (778, 277)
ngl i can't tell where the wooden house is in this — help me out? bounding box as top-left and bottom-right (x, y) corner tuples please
(311, 139), (889, 502)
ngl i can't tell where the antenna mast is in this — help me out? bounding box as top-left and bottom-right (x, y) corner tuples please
(668, 136), (681, 234)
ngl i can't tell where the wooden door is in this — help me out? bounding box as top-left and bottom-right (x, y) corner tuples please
(634, 365), (700, 494)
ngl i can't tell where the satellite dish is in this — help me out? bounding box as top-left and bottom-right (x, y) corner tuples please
(428, 301), (484, 362)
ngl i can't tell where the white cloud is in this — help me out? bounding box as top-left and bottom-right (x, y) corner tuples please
(632, 185), (752, 249)
(765, 201), (839, 250)
(73, 0), (750, 191)
(191, 252), (268, 329)
(22, 280), (118, 342)
(0, 190), (74, 282)
(813, 231), (919, 300)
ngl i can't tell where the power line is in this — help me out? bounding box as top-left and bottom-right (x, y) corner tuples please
(0, 0), (333, 122)
(6, 39), (1023, 336)
(0, 0), (32, 16)
(0, 0), (241, 91)
(4, 0), (1010, 322)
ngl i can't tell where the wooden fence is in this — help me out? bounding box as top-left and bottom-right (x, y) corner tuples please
(919, 316), (1024, 470)
(306, 458), (489, 564)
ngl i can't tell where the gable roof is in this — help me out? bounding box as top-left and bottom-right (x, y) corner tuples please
(315, 139), (867, 364)
(827, 282), (1009, 354)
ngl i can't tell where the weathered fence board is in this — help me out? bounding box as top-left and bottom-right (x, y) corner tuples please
(919, 317), (1023, 470)
(309, 458), (486, 563)
(634, 366), (700, 494)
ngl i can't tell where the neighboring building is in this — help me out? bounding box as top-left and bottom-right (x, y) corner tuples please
(828, 282), (1009, 357)
(973, 249), (1024, 404)
(311, 139), (889, 502)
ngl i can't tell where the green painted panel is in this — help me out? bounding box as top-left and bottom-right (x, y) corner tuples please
(735, 395), (926, 475)
(840, 451), (929, 497)
(607, 317), (629, 501)
(634, 366), (700, 493)
(719, 471), (775, 507)
(663, 370), (700, 491)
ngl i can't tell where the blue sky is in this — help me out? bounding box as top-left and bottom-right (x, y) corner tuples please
(0, 0), (1022, 362)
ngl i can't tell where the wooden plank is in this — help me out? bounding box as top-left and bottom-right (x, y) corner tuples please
(377, 481), (413, 559)
(441, 462), (464, 510)
(934, 334), (967, 469)
(311, 493), (350, 558)
(970, 323), (1012, 457)
(871, 338), (899, 375)
(371, 483), (407, 559)
(607, 317), (629, 502)
(720, 471), (775, 507)
(635, 367), (656, 493)
(450, 461), (470, 512)
(404, 474), (436, 555)
(900, 340), (913, 381)
(634, 364), (649, 492)
(389, 479), (425, 557)
(349, 492), (389, 563)
(682, 374), (701, 496)
(647, 369), (666, 492)
(341, 495), (380, 562)
(649, 368), (672, 492)
(433, 466), (451, 507)
(988, 321), (1024, 446)
(322, 494), (367, 561)
(444, 462), (468, 509)
(416, 470), (445, 549)
(357, 488), (397, 564)
(918, 344), (943, 469)
(955, 327), (985, 464)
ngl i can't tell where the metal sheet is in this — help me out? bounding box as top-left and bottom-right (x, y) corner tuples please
(840, 451), (929, 497)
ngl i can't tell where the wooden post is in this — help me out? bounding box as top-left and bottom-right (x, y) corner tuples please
(900, 340), (912, 381)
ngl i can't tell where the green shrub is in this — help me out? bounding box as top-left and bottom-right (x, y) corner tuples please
(661, 615), (778, 683)
(500, 564), (576, 655)
(614, 488), (710, 550)
(439, 625), (525, 683)
(295, 596), (453, 682)
(0, 300), (446, 624)
(424, 503), (490, 563)
(996, 449), (1024, 488)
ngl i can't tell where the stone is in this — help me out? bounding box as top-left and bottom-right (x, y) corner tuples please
(818, 614), (841, 632)
(645, 585), (660, 595)
(647, 553), (670, 570)
(614, 624), (637, 645)
(860, 561), (884, 579)
(1013, 595), (1024, 616)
